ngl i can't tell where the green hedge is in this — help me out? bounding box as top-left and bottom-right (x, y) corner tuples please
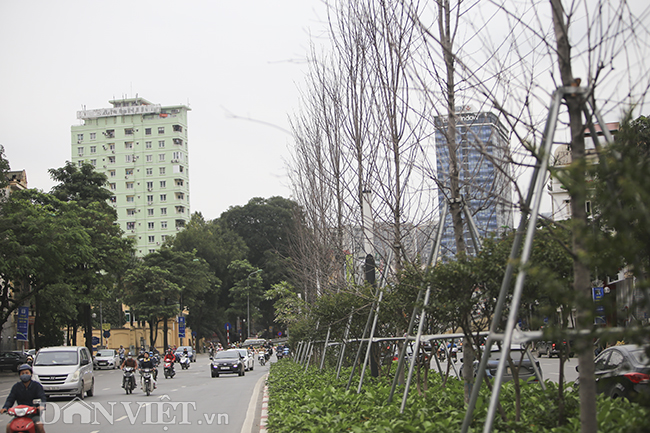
(266, 360), (649, 432)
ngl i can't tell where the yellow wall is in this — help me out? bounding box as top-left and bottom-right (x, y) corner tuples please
(75, 318), (195, 352)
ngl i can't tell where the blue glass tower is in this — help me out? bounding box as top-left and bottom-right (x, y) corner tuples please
(435, 110), (513, 257)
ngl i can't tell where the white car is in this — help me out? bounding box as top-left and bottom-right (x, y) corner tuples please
(230, 349), (254, 371)
(94, 349), (120, 369)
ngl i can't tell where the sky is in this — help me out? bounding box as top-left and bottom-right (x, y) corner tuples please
(0, 1), (329, 221)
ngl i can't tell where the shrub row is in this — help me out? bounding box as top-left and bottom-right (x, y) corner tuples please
(266, 360), (649, 432)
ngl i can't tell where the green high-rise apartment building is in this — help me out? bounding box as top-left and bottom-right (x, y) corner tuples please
(71, 97), (191, 256)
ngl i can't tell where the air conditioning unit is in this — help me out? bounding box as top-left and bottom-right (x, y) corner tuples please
(131, 230), (135, 233)
(171, 159), (178, 163)
(111, 150), (115, 154)
(125, 176), (129, 179)
(147, 188), (152, 192)
(138, 209), (141, 212)
(103, 165), (107, 168)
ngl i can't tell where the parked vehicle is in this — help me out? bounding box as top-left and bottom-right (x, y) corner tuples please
(0, 352), (28, 372)
(210, 351), (245, 377)
(462, 344), (543, 383)
(581, 344), (650, 402)
(122, 366), (136, 394)
(232, 349), (254, 371)
(5, 405), (39, 433)
(536, 340), (574, 358)
(94, 349), (120, 369)
(32, 346), (94, 399)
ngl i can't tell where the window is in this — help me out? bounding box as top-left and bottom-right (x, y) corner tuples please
(125, 142), (133, 149)
(108, 143), (115, 151)
(105, 129), (115, 138)
(146, 155), (153, 162)
(148, 222), (155, 230)
(606, 350), (625, 370)
(110, 196), (116, 203)
(126, 182), (134, 189)
(160, 194), (167, 202)
(176, 192), (184, 200)
(126, 222), (135, 230)
(161, 235), (167, 242)
(90, 132), (96, 140)
(160, 180), (166, 188)
(173, 165), (184, 174)
(145, 128), (152, 135)
(147, 209), (154, 216)
(146, 168), (153, 176)
(125, 128), (134, 135)
(125, 154), (133, 163)
(145, 141), (152, 149)
(109, 183), (116, 190)
(161, 221), (168, 229)
(90, 159), (97, 166)
(149, 249), (156, 254)
(125, 169), (133, 176)
(176, 179), (184, 186)
(127, 209), (136, 216)
(173, 124), (183, 132)
(172, 151), (181, 160)
(109, 170), (116, 177)
(148, 236), (155, 243)
(173, 138), (183, 146)
(161, 208), (167, 216)
(126, 195), (134, 203)
(158, 140), (165, 148)
(90, 146), (96, 154)
(108, 156), (115, 164)
(158, 127), (165, 134)
(77, 147), (84, 156)
(146, 182), (153, 189)
(147, 195), (154, 203)
(159, 154), (165, 162)
(77, 133), (84, 142)
(159, 167), (166, 175)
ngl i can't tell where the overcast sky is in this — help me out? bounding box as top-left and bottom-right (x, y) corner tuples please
(0, 1), (328, 221)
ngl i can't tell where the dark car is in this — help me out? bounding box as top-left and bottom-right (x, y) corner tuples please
(210, 350), (245, 377)
(462, 344), (543, 383)
(584, 344), (650, 402)
(536, 340), (574, 358)
(0, 351), (28, 372)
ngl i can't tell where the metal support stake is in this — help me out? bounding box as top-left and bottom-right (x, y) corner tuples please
(400, 287), (430, 412)
(443, 340), (460, 378)
(337, 309), (354, 380)
(387, 290), (423, 403)
(357, 289), (384, 393)
(320, 327), (331, 370)
(461, 88), (563, 433)
(346, 297), (377, 391)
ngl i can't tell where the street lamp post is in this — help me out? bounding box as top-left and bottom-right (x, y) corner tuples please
(246, 270), (262, 340)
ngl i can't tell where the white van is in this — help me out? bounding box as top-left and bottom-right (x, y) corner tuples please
(32, 346), (94, 399)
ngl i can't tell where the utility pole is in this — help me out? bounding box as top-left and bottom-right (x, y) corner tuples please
(246, 269), (262, 340)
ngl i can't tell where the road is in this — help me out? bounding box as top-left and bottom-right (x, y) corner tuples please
(431, 353), (580, 384)
(0, 353), (267, 433)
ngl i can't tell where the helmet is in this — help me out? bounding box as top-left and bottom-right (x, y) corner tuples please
(18, 364), (32, 374)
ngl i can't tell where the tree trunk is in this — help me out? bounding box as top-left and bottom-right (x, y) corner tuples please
(84, 303), (93, 355)
(163, 316), (169, 352)
(550, 1), (597, 431)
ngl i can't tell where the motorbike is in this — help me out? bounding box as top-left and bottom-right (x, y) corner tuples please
(164, 360), (175, 379)
(123, 366), (136, 394)
(5, 405), (39, 433)
(141, 368), (154, 396)
(258, 352), (266, 366)
(180, 354), (190, 370)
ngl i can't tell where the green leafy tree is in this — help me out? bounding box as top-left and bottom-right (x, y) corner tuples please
(123, 265), (181, 349)
(142, 248), (215, 349)
(48, 162), (134, 353)
(0, 190), (92, 346)
(170, 212), (246, 342)
(226, 260), (263, 340)
(0, 145), (10, 191)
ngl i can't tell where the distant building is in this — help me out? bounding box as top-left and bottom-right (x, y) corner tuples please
(71, 97), (191, 256)
(2, 169), (28, 197)
(435, 109), (513, 257)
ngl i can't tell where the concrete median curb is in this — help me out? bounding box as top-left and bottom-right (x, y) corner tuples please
(241, 372), (268, 433)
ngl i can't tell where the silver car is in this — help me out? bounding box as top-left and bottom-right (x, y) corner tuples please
(231, 349), (254, 371)
(94, 349), (120, 369)
(33, 346), (94, 399)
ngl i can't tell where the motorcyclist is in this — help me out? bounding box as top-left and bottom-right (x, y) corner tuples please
(25, 355), (34, 367)
(139, 352), (157, 390)
(148, 352), (159, 380)
(182, 347), (189, 360)
(1, 364), (46, 433)
(120, 353), (138, 389)
(118, 345), (125, 362)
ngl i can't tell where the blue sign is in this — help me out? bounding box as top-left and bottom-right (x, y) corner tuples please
(92, 336), (100, 345)
(16, 307), (29, 342)
(103, 330), (111, 339)
(278, 331), (283, 337)
(224, 322), (231, 331)
(178, 316), (186, 338)
(593, 287), (604, 301)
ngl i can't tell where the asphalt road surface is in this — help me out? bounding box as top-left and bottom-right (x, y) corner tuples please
(0, 353), (268, 433)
